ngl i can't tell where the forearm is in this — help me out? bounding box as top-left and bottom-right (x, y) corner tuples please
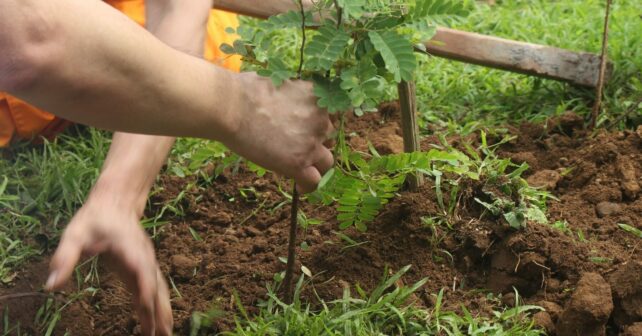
(89, 0), (215, 216)
(90, 134), (175, 216)
(1, 0), (240, 140)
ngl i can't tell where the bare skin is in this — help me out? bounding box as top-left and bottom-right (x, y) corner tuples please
(46, 2), (211, 335)
(0, 0), (333, 335)
(0, 0), (333, 190)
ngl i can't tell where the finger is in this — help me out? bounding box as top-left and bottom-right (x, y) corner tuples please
(112, 237), (158, 336)
(294, 166), (322, 194)
(47, 224), (85, 291)
(316, 116), (334, 137)
(134, 249), (158, 336)
(313, 146), (334, 176)
(327, 118), (335, 135)
(155, 269), (173, 336)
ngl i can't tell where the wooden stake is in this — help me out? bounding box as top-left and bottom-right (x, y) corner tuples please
(590, 0), (612, 129)
(398, 81), (424, 190)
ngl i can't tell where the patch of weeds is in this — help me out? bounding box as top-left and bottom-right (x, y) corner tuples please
(190, 266), (543, 335)
(0, 128), (110, 282)
(471, 133), (553, 229)
(420, 216), (454, 264)
(2, 289), (92, 336)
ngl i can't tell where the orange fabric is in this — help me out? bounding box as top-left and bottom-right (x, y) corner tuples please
(0, 1), (241, 147)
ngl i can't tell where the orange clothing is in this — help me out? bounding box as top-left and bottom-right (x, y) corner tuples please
(0, 1), (241, 147)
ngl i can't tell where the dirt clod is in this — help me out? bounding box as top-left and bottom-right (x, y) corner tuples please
(622, 323), (642, 336)
(537, 300), (563, 322)
(527, 170), (562, 190)
(556, 272), (613, 336)
(532, 311), (555, 334)
(617, 156), (640, 199)
(596, 201), (622, 217)
(170, 254), (199, 280)
(608, 261), (642, 326)
(508, 152), (538, 170)
(371, 124), (404, 155)
(501, 292), (516, 307)
(210, 210), (233, 226)
(547, 111), (584, 135)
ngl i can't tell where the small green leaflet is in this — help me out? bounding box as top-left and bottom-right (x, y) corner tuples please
(220, 40), (249, 57)
(257, 57), (296, 87)
(504, 211), (525, 229)
(410, 0), (472, 21)
(336, 0), (367, 19)
(340, 60), (386, 109)
(259, 10), (315, 30)
(305, 25), (351, 72)
(313, 78), (352, 113)
(368, 31), (417, 82)
(318, 168), (336, 190)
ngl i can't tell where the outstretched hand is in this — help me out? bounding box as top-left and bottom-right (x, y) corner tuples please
(46, 198), (172, 336)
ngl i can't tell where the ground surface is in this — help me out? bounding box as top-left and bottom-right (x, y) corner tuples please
(2, 110), (641, 335)
(1, 1), (640, 334)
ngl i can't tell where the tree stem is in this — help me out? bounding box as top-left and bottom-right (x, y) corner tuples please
(283, 186), (299, 304)
(590, 0), (612, 129)
(283, 0), (307, 304)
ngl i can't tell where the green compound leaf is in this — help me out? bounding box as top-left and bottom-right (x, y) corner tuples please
(305, 25), (351, 72)
(368, 31), (417, 82)
(336, 0), (367, 19)
(410, 0), (472, 20)
(313, 77), (352, 113)
(340, 60), (386, 111)
(259, 10), (316, 31)
(401, 0), (472, 41)
(257, 57), (296, 87)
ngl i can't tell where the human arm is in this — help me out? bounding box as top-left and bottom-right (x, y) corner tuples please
(47, 134), (176, 336)
(45, 1), (212, 335)
(214, 0), (315, 19)
(0, 0), (333, 192)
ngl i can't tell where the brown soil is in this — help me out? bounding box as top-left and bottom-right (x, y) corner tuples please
(1, 109), (641, 335)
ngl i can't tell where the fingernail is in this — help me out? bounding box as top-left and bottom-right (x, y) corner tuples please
(45, 271), (58, 291)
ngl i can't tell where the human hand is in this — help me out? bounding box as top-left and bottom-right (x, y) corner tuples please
(45, 194), (172, 336)
(228, 73), (334, 193)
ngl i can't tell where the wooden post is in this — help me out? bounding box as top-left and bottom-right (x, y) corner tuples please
(397, 81), (424, 190)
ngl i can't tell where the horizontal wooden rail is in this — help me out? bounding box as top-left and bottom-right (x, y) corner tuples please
(214, 0), (609, 87)
(423, 28), (610, 87)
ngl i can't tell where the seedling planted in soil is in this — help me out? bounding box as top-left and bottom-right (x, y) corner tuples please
(224, 0), (472, 302)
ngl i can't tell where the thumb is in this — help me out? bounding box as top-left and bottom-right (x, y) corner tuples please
(46, 225), (85, 291)
(294, 166), (322, 194)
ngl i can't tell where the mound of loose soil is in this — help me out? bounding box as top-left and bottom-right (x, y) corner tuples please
(1, 109), (641, 335)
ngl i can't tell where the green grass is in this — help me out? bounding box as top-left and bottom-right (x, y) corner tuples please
(0, 128), (109, 283)
(0, 0), (640, 334)
(191, 267), (544, 336)
(415, 0), (642, 129)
